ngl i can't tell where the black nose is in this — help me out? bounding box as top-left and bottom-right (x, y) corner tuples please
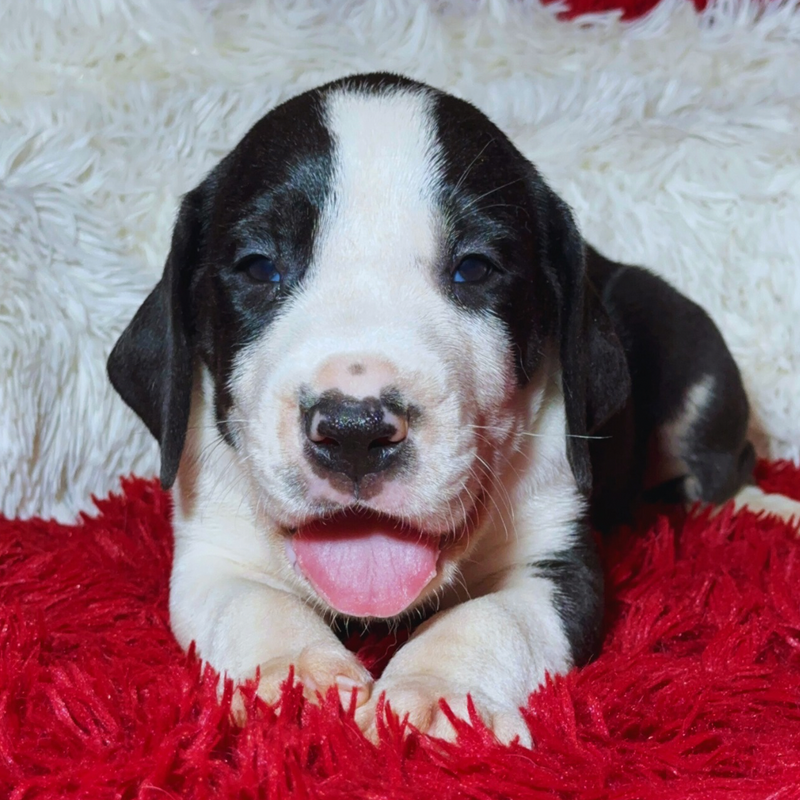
(303, 393), (409, 483)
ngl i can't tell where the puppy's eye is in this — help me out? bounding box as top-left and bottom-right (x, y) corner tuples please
(241, 255), (281, 283)
(453, 256), (492, 284)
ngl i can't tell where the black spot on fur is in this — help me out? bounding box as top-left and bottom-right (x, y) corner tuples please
(531, 532), (604, 666)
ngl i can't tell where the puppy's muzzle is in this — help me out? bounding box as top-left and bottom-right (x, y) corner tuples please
(303, 391), (409, 483)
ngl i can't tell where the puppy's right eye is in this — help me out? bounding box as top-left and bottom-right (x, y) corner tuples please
(239, 255), (281, 283)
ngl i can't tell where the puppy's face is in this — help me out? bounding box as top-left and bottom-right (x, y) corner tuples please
(109, 74), (605, 619)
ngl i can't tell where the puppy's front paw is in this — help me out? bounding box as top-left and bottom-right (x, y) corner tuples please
(233, 642), (372, 723)
(357, 673), (532, 747)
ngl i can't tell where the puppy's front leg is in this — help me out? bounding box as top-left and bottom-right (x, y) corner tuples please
(170, 549), (372, 712)
(358, 573), (574, 746)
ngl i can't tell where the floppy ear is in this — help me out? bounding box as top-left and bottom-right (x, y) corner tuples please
(107, 189), (203, 489)
(539, 187), (630, 494)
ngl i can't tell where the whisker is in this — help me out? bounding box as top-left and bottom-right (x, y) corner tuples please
(467, 423), (609, 441)
(451, 137), (496, 195)
(454, 177), (526, 219)
(449, 201), (523, 226)
(451, 567), (472, 603)
(521, 432), (610, 440)
(467, 461), (512, 543)
(474, 453), (516, 534)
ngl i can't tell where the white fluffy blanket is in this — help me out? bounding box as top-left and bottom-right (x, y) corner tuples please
(1, 0), (798, 522)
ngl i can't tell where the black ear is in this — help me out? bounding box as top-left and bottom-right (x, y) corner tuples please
(107, 189), (203, 489)
(540, 187), (630, 494)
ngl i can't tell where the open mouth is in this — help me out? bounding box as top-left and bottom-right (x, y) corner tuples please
(284, 510), (450, 619)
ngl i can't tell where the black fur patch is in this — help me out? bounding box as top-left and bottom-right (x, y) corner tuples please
(531, 533), (604, 666)
(586, 247), (753, 524)
(191, 90), (336, 439)
(431, 91), (553, 381)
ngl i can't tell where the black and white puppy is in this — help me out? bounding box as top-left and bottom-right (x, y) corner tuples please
(108, 73), (799, 744)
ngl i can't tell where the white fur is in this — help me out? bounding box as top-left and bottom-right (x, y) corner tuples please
(362, 577), (569, 746)
(456, 367), (587, 596)
(2, 0), (799, 520)
(645, 373), (715, 496)
(731, 485), (800, 525)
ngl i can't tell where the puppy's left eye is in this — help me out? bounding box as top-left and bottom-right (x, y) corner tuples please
(240, 255), (281, 283)
(453, 256), (492, 284)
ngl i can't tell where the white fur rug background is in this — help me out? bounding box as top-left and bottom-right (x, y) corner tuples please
(1, 0), (798, 522)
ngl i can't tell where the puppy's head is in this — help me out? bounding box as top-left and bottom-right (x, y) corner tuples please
(108, 74), (627, 619)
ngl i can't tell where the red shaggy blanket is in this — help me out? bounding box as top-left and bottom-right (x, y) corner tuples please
(556, 0), (707, 20)
(1, 461), (799, 799)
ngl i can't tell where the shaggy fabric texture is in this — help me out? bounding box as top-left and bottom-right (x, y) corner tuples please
(1, 0), (799, 522)
(0, 461), (798, 798)
(557, 0), (706, 18)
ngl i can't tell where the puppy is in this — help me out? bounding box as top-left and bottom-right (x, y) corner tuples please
(108, 73), (799, 744)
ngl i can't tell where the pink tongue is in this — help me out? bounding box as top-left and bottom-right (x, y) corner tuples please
(291, 515), (439, 618)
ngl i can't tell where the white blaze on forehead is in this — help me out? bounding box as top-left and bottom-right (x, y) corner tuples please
(316, 86), (442, 284)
